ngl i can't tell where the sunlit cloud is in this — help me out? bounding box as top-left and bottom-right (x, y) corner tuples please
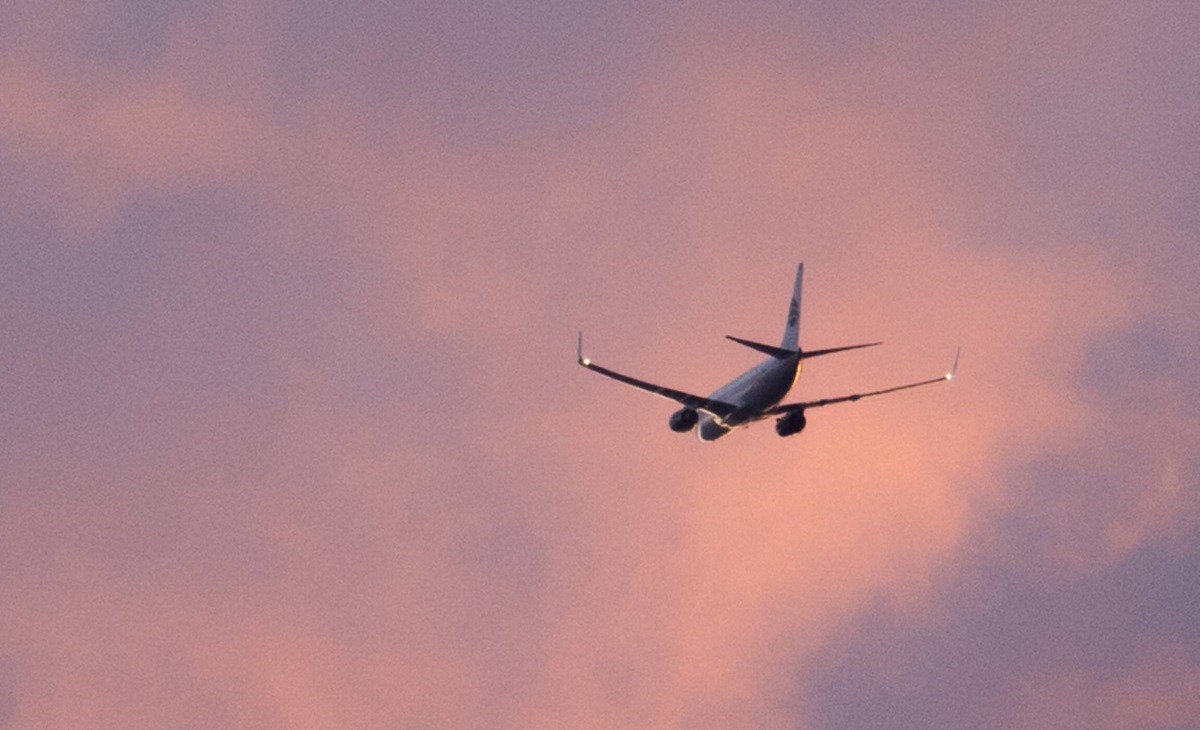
(1, 1), (1197, 728)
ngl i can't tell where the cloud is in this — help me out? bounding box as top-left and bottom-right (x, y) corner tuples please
(1, 1), (1197, 728)
(998, 649), (1200, 730)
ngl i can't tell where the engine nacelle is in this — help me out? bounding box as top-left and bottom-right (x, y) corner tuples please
(775, 410), (807, 437)
(668, 407), (699, 433)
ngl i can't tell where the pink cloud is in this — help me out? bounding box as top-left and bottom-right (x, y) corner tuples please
(1, 2), (1196, 728)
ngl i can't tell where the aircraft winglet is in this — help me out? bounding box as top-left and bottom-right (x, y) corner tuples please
(577, 331), (589, 366)
(947, 348), (961, 380)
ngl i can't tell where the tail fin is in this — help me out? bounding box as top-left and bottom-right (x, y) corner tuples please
(781, 262), (803, 351)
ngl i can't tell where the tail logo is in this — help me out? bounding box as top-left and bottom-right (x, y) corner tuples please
(787, 299), (799, 328)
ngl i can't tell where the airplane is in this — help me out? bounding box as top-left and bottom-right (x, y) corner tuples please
(577, 262), (958, 441)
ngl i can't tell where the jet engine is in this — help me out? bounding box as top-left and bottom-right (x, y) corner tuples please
(775, 410), (807, 437)
(668, 407), (699, 433)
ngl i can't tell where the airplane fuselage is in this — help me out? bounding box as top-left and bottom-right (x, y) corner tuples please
(697, 354), (802, 440)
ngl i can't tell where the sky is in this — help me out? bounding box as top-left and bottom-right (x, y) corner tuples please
(2, 1), (1198, 727)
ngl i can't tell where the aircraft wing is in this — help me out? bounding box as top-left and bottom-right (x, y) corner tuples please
(767, 349), (959, 415)
(577, 333), (740, 420)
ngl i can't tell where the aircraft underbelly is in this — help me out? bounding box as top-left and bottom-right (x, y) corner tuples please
(697, 417), (732, 441)
(698, 360), (799, 441)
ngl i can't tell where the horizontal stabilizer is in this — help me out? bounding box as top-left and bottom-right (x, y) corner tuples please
(725, 335), (797, 359)
(800, 342), (882, 359)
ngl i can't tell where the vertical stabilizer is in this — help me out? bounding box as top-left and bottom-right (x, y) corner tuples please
(780, 262), (803, 351)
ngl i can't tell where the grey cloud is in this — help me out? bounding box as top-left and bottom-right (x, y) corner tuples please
(803, 316), (1200, 728)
